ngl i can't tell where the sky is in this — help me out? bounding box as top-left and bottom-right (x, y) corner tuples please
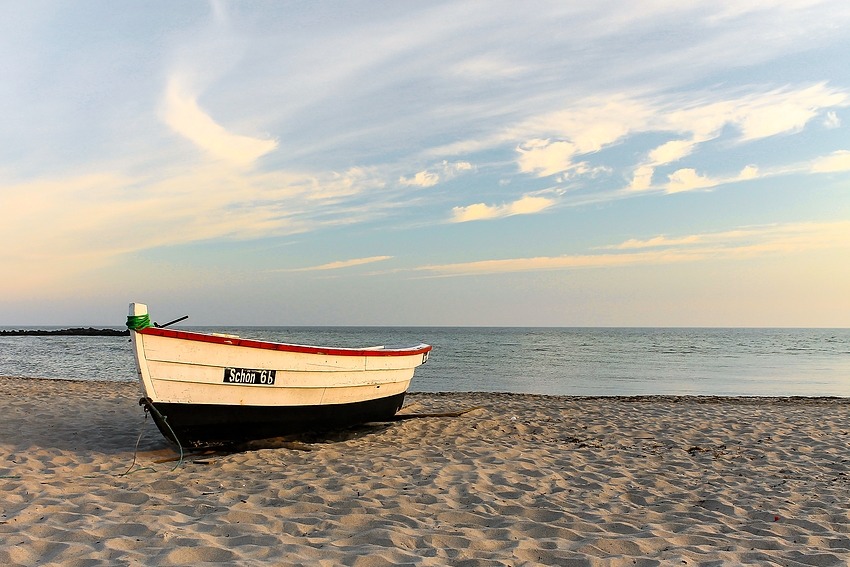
(2, 1), (850, 327)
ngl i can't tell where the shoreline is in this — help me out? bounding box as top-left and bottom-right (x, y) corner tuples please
(2, 376), (849, 565)
(3, 374), (849, 402)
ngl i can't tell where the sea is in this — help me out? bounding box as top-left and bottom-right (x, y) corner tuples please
(0, 327), (848, 397)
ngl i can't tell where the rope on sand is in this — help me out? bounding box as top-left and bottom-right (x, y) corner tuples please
(136, 398), (185, 471)
(119, 410), (153, 476)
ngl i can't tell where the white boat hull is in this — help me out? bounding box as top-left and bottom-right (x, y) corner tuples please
(128, 303), (431, 447)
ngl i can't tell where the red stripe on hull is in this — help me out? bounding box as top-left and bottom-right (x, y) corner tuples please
(138, 327), (432, 358)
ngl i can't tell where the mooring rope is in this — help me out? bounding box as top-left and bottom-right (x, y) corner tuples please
(125, 314), (153, 330)
(119, 410), (156, 476)
(138, 398), (184, 471)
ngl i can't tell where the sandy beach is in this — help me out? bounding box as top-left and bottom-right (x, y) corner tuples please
(1, 376), (849, 566)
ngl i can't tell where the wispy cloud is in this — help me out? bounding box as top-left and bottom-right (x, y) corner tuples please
(824, 111), (841, 129)
(628, 138), (706, 191)
(617, 83), (850, 193)
(399, 161), (473, 187)
(161, 76), (278, 168)
(412, 222), (850, 276)
(516, 139), (579, 178)
(810, 150), (850, 173)
(629, 146), (850, 195)
(276, 256), (394, 272)
(429, 82), (848, 194)
(451, 193), (557, 223)
(648, 139), (699, 164)
(0, 162), (401, 296)
(448, 55), (526, 80)
(663, 165), (759, 194)
(510, 97), (650, 179)
(399, 170), (440, 188)
(734, 83), (845, 141)
(600, 224), (805, 250)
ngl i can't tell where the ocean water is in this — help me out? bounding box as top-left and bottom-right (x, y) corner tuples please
(0, 327), (848, 397)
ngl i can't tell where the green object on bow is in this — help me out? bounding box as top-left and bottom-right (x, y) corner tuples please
(126, 314), (153, 330)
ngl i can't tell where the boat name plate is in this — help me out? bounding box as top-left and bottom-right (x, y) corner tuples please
(223, 367), (276, 385)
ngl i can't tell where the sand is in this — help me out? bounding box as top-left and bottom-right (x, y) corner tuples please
(1, 376), (849, 566)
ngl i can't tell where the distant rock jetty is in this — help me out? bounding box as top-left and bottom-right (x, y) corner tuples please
(0, 328), (129, 337)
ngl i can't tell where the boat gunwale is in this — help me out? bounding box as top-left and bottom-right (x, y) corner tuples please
(137, 326), (432, 358)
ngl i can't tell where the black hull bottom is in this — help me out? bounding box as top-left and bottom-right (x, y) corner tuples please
(143, 393), (406, 448)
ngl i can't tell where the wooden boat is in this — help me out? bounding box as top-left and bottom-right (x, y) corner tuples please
(127, 303), (431, 448)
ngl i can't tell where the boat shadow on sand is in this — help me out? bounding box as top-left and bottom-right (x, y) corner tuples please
(0, 398), (391, 457)
(135, 422), (400, 467)
(185, 422), (395, 458)
(147, 409), (479, 464)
